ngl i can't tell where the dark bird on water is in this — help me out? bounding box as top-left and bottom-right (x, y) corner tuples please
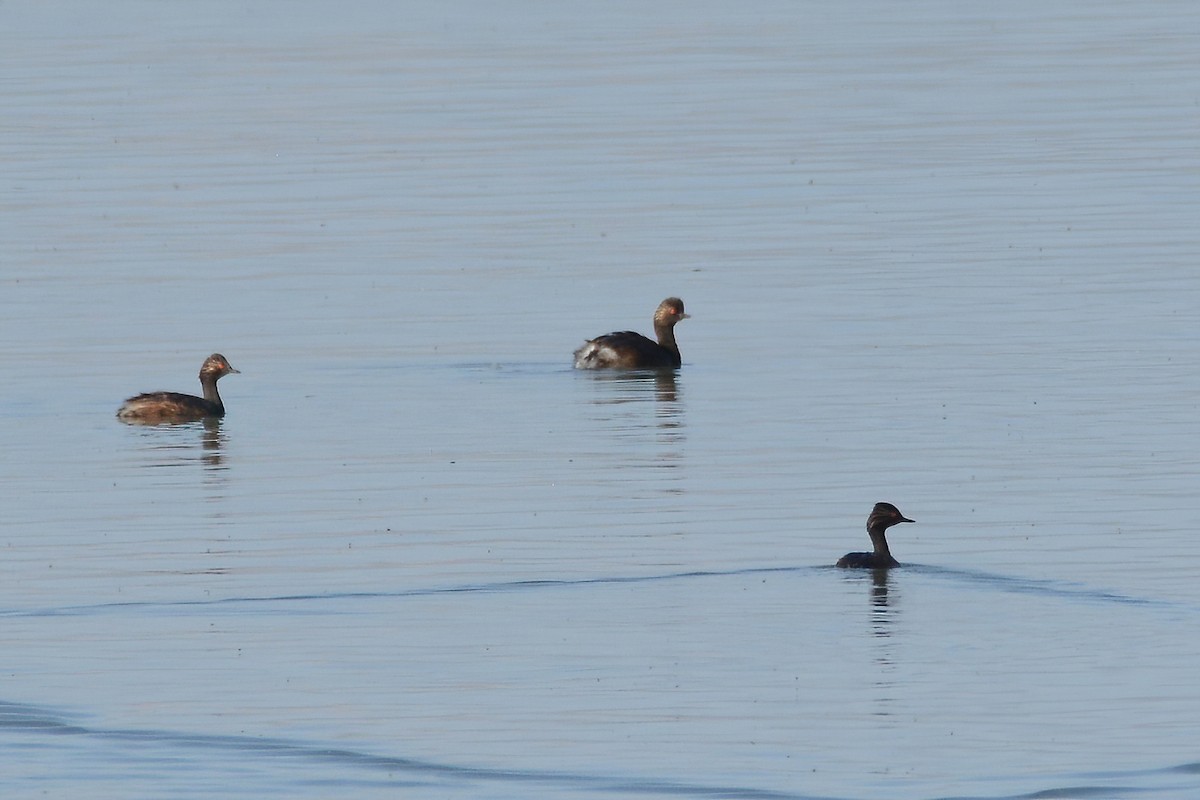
(573, 297), (689, 370)
(117, 353), (240, 424)
(836, 502), (915, 569)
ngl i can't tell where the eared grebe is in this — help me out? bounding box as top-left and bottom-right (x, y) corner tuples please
(117, 353), (240, 424)
(573, 297), (689, 370)
(836, 502), (915, 569)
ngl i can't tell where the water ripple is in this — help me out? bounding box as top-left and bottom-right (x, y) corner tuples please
(2, 563), (1196, 619)
(0, 700), (828, 800)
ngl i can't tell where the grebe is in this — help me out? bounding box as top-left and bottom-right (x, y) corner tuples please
(573, 297), (689, 369)
(836, 502), (915, 569)
(117, 353), (240, 424)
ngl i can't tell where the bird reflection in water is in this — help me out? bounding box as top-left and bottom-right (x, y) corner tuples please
(581, 367), (678, 399)
(867, 567), (895, 636)
(127, 416), (231, 476)
(577, 369), (685, 479)
(836, 563), (899, 637)
(199, 417), (228, 472)
(579, 369), (683, 432)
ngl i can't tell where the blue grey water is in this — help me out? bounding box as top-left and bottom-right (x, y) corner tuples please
(3, 1), (1199, 798)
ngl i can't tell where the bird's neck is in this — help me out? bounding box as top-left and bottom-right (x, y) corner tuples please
(867, 526), (898, 567)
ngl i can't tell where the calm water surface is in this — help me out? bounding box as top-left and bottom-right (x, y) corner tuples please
(4, 1), (1200, 798)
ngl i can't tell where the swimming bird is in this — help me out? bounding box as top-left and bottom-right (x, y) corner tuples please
(836, 502), (915, 569)
(117, 353), (240, 424)
(573, 297), (689, 370)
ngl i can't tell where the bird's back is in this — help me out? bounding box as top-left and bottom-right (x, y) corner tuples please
(573, 331), (679, 369)
(117, 391), (222, 423)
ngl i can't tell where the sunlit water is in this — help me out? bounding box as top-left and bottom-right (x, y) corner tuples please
(4, 1), (1200, 798)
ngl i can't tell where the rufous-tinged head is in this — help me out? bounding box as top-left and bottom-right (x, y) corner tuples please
(200, 353), (240, 378)
(869, 502), (914, 529)
(654, 297), (689, 325)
